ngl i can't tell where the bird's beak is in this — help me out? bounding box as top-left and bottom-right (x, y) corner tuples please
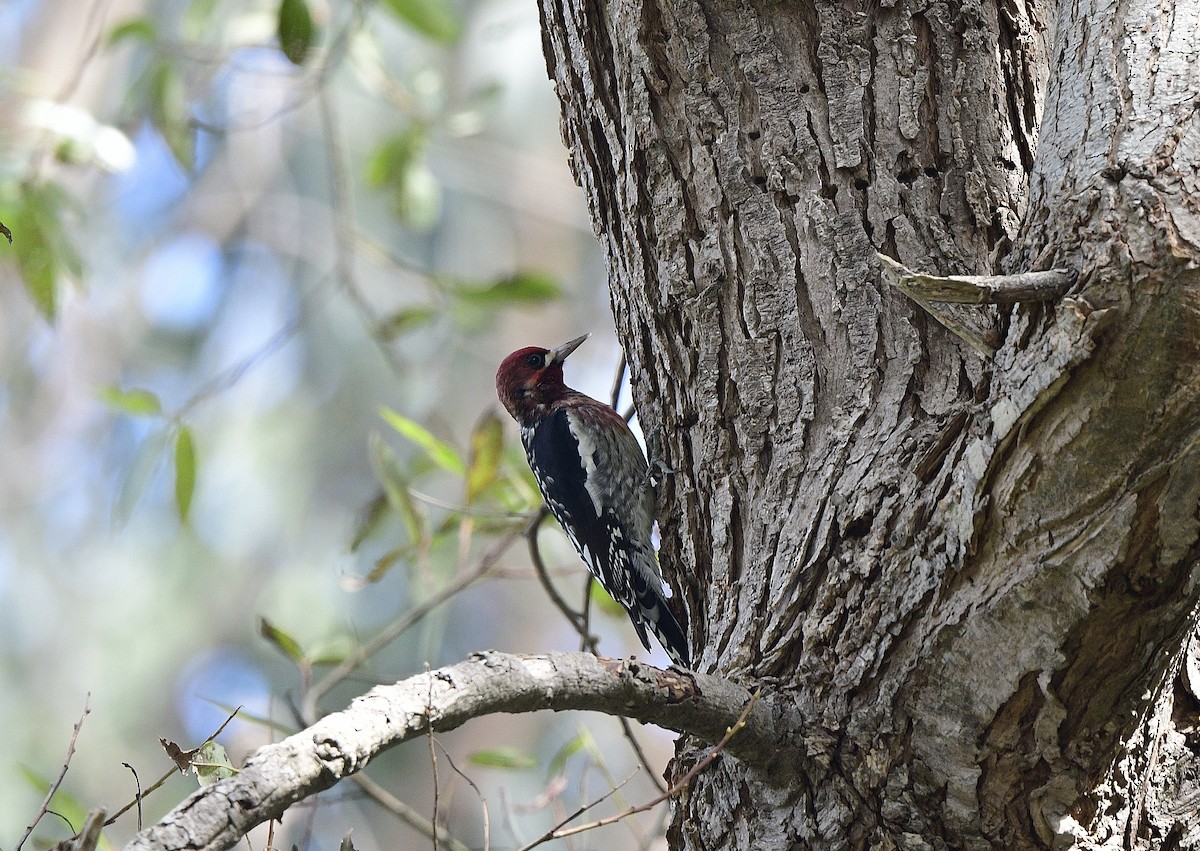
(550, 333), (590, 364)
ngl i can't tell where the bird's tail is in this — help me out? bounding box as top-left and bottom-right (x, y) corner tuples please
(629, 573), (691, 668)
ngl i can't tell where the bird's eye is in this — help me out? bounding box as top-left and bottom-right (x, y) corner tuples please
(525, 353), (545, 368)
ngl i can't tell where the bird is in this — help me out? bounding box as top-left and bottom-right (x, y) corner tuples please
(495, 334), (691, 668)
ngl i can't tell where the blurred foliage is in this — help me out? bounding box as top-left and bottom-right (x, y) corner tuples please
(0, 0), (675, 849)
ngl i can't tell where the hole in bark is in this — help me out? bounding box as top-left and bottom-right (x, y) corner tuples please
(753, 175), (767, 187)
(799, 83), (810, 93)
(748, 130), (761, 141)
(841, 512), (873, 539)
(898, 167), (920, 185)
(854, 178), (869, 192)
(924, 166), (939, 177)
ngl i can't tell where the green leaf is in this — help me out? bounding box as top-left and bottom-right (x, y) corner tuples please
(106, 16), (157, 46)
(98, 386), (162, 416)
(259, 617), (305, 662)
(379, 408), (466, 475)
(467, 747), (537, 770)
(174, 426), (197, 523)
(547, 733), (588, 779)
(350, 491), (389, 552)
(16, 217), (57, 318)
(465, 411), (504, 503)
(277, 0), (316, 65)
(589, 576), (625, 618)
(192, 741), (237, 786)
(379, 305), (438, 340)
(380, 0), (461, 44)
(364, 128), (441, 228)
(308, 634), (356, 666)
(368, 432), (426, 544)
(364, 128), (426, 188)
(454, 272), (562, 307)
(340, 544), (414, 590)
(0, 181), (83, 320)
(149, 62), (194, 170)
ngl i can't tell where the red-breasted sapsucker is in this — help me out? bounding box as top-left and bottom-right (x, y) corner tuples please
(496, 334), (691, 668)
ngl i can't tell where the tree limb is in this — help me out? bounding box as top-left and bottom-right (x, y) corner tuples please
(124, 652), (801, 851)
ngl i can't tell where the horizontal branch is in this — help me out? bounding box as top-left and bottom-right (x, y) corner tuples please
(877, 253), (1077, 305)
(123, 652), (801, 851)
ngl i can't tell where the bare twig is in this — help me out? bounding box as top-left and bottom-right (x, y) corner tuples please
(351, 773), (472, 851)
(427, 671), (440, 851)
(515, 772), (639, 851)
(121, 763), (143, 830)
(614, 715), (667, 795)
(518, 689), (763, 850)
(878, 253), (1076, 305)
(104, 767), (176, 827)
(49, 807), (106, 851)
(303, 521), (524, 720)
(18, 695), (90, 851)
(609, 351), (627, 409)
(877, 253), (1077, 358)
(524, 508), (594, 647)
(433, 740), (490, 851)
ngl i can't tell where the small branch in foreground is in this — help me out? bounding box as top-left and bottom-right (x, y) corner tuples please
(877, 253), (1077, 358)
(518, 689), (763, 850)
(524, 509), (596, 650)
(124, 653), (801, 851)
(350, 772), (471, 851)
(877, 253), (1076, 305)
(49, 808), (106, 851)
(18, 695), (90, 851)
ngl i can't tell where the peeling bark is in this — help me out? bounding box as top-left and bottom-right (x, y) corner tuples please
(538, 0), (1200, 847)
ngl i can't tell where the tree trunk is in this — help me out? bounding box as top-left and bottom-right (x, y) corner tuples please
(538, 0), (1200, 847)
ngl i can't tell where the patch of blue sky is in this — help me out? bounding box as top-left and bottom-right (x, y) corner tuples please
(139, 232), (226, 331)
(175, 645), (272, 744)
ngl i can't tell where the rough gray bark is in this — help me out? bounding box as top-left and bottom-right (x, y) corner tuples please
(538, 0), (1200, 848)
(122, 653), (794, 851)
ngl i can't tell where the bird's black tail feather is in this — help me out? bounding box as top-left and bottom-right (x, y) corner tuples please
(631, 582), (691, 668)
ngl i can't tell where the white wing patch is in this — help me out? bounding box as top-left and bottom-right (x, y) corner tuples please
(565, 409), (606, 517)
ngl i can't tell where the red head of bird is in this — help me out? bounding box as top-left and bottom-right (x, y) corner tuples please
(495, 333), (589, 424)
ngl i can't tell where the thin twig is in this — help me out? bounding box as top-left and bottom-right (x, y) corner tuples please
(104, 767), (175, 827)
(578, 573), (594, 654)
(107, 708), (241, 832)
(614, 716), (667, 795)
(351, 773), (473, 851)
(121, 763), (143, 830)
(524, 508), (593, 644)
(609, 351), (627, 409)
(434, 740), (490, 851)
(515, 771), (639, 851)
(517, 689), (763, 850)
(427, 671), (440, 851)
(304, 521), (524, 720)
(17, 695), (90, 851)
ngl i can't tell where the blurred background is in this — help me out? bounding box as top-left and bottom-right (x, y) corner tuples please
(0, 1), (676, 848)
